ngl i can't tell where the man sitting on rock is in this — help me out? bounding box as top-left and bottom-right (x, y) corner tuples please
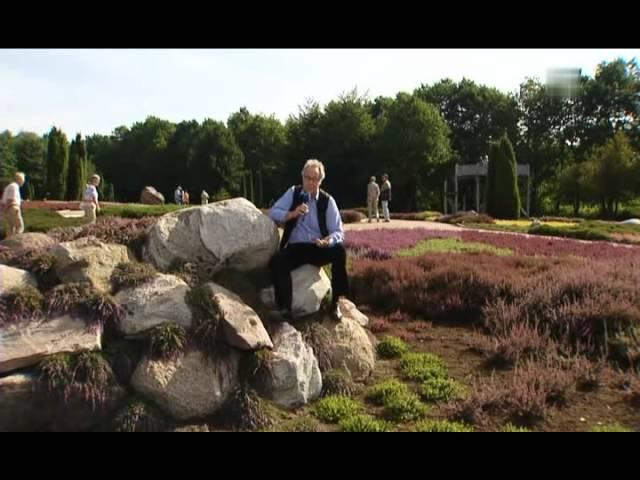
(268, 159), (348, 321)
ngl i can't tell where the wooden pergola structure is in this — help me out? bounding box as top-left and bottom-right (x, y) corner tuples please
(444, 161), (531, 216)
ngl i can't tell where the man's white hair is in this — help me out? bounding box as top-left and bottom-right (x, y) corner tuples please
(15, 172), (26, 183)
(301, 159), (325, 181)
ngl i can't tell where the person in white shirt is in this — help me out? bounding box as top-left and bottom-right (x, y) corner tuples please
(81, 175), (101, 225)
(1, 172), (26, 238)
(201, 190), (210, 205)
(367, 176), (380, 223)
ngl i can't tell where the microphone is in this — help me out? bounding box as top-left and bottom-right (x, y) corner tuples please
(300, 192), (310, 215)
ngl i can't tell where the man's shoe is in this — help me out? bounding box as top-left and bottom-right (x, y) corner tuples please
(331, 303), (343, 322)
(270, 308), (292, 322)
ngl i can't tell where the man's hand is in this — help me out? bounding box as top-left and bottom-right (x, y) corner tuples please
(315, 238), (331, 248)
(288, 203), (309, 221)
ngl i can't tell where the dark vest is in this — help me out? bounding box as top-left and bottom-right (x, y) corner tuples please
(280, 185), (330, 250)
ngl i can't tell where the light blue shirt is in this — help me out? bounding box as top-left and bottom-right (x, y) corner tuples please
(269, 186), (344, 246)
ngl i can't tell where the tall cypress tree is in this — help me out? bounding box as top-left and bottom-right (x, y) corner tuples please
(46, 127), (69, 199)
(0, 130), (17, 181)
(67, 134), (87, 200)
(487, 134), (521, 219)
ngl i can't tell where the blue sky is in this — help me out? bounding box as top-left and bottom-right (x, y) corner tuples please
(1, 49), (638, 137)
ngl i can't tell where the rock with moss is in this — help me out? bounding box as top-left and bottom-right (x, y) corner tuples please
(144, 198), (279, 274)
(0, 265), (37, 294)
(256, 322), (322, 408)
(340, 299), (369, 327)
(131, 349), (240, 421)
(0, 315), (101, 374)
(0, 371), (125, 432)
(200, 282), (273, 351)
(115, 274), (192, 336)
(0, 233), (56, 251)
(303, 313), (375, 382)
(51, 237), (134, 292)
